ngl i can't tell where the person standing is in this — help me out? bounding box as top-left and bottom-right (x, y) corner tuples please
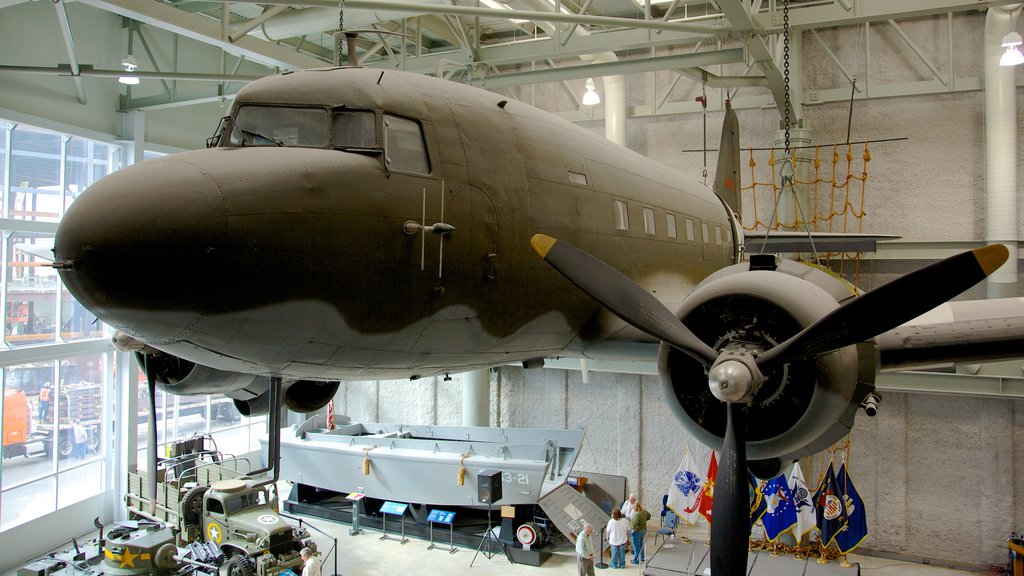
(630, 502), (652, 564)
(73, 420), (88, 458)
(38, 383), (52, 420)
(299, 547), (320, 576)
(620, 493), (637, 519)
(606, 509), (630, 568)
(576, 521), (595, 576)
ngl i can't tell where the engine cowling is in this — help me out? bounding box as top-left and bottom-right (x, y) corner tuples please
(137, 351), (267, 399)
(135, 352), (338, 416)
(659, 258), (878, 463)
(234, 379), (340, 417)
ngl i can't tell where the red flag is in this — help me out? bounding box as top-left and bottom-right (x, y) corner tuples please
(696, 451), (718, 523)
(326, 399), (335, 430)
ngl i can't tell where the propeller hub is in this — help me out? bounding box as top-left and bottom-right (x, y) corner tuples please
(709, 359), (752, 403)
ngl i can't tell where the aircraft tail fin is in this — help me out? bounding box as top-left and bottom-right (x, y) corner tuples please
(713, 101), (741, 215)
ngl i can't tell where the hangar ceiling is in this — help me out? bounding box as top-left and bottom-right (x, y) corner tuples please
(1, 0), (1019, 118)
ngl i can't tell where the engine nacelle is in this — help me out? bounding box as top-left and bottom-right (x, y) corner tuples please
(136, 352), (338, 416)
(137, 351), (266, 399)
(234, 379), (340, 417)
(659, 258), (877, 463)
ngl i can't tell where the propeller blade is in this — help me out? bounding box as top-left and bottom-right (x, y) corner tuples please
(531, 234), (718, 366)
(710, 402), (750, 576)
(757, 244), (1008, 374)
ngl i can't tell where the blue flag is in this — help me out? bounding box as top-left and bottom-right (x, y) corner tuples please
(813, 462), (848, 546)
(834, 463), (868, 553)
(761, 472), (798, 542)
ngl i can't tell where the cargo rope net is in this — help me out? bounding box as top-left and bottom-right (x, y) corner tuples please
(741, 142), (871, 282)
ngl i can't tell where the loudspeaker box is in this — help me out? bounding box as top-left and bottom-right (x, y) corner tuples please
(477, 470), (502, 504)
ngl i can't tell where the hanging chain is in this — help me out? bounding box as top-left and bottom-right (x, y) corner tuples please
(335, 0), (346, 66)
(782, 0), (791, 156)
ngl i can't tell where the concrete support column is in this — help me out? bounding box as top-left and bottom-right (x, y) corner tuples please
(984, 5), (1021, 298)
(120, 110), (145, 167)
(462, 368), (490, 427)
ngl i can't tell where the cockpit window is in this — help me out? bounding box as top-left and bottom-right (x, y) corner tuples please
(384, 114), (430, 174)
(229, 106), (329, 147)
(333, 110), (377, 149)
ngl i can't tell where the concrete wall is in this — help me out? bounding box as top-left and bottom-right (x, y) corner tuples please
(335, 369), (1023, 569)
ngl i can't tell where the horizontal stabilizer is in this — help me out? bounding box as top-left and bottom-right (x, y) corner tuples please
(743, 232), (900, 254)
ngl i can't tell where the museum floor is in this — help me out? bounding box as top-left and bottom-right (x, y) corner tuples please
(5, 496), (999, 576)
(299, 517), (997, 576)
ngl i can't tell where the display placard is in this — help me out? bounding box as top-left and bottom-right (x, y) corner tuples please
(379, 501), (408, 516)
(426, 509), (456, 525)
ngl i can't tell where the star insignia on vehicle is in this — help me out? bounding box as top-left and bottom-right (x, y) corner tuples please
(119, 548), (140, 568)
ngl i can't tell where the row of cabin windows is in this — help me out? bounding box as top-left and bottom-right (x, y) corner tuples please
(224, 106), (430, 175)
(613, 200), (723, 246)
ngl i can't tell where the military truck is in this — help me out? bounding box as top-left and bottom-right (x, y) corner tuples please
(126, 460), (312, 576)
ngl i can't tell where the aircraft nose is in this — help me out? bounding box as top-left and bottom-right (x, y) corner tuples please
(55, 152), (227, 336)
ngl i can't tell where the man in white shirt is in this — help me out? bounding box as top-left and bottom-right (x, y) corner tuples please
(575, 522), (595, 576)
(300, 547), (320, 576)
(620, 493), (637, 519)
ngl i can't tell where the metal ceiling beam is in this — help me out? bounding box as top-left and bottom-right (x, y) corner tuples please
(0, 64), (264, 83)
(53, 0), (87, 105)
(370, 26), (715, 74)
(75, 0), (326, 70)
(244, 0), (726, 34)
(717, 0), (794, 123)
(757, 0), (1024, 29)
(468, 47), (744, 88)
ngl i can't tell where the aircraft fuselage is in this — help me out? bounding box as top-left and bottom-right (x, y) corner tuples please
(55, 67), (736, 381)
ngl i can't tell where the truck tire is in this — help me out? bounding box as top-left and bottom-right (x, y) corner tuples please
(181, 485), (208, 525)
(58, 434), (74, 459)
(225, 555), (254, 576)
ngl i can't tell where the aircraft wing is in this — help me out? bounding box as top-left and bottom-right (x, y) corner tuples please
(743, 231), (900, 253)
(877, 297), (1024, 370)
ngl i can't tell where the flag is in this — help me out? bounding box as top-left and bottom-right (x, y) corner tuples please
(760, 473), (797, 542)
(749, 474), (767, 531)
(788, 461), (816, 540)
(667, 446), (704, 525)
(834, 463), (868, 554)
(813, 462), (848, 547)
(696, 451), (718, 523)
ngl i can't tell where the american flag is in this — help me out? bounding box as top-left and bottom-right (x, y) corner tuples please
(326, 399), (335, 430)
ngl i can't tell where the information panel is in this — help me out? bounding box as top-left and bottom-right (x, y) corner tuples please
(426, 509), (456, 525)
(379, 501), (408, 516)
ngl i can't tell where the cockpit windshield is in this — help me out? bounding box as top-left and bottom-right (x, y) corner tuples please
(230, 106), (329, 147)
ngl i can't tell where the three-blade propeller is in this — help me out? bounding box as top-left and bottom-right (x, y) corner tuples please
(531, 233), (1007, 576)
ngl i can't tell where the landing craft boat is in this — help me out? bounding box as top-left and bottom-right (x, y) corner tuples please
(263, 415), (584, 507)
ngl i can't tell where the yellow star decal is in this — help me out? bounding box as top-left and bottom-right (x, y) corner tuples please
(207, 523), (223, 543)
(119, 548), (139, 569)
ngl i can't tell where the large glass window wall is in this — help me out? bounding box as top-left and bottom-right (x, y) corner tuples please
(0, 118), (269, 537)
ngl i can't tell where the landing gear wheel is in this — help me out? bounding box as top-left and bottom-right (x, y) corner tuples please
(181, 485), (208, 525)
(225, 555), (254, 576)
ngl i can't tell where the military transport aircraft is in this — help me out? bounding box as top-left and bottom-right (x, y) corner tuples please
(52, 67), (1023, 576)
